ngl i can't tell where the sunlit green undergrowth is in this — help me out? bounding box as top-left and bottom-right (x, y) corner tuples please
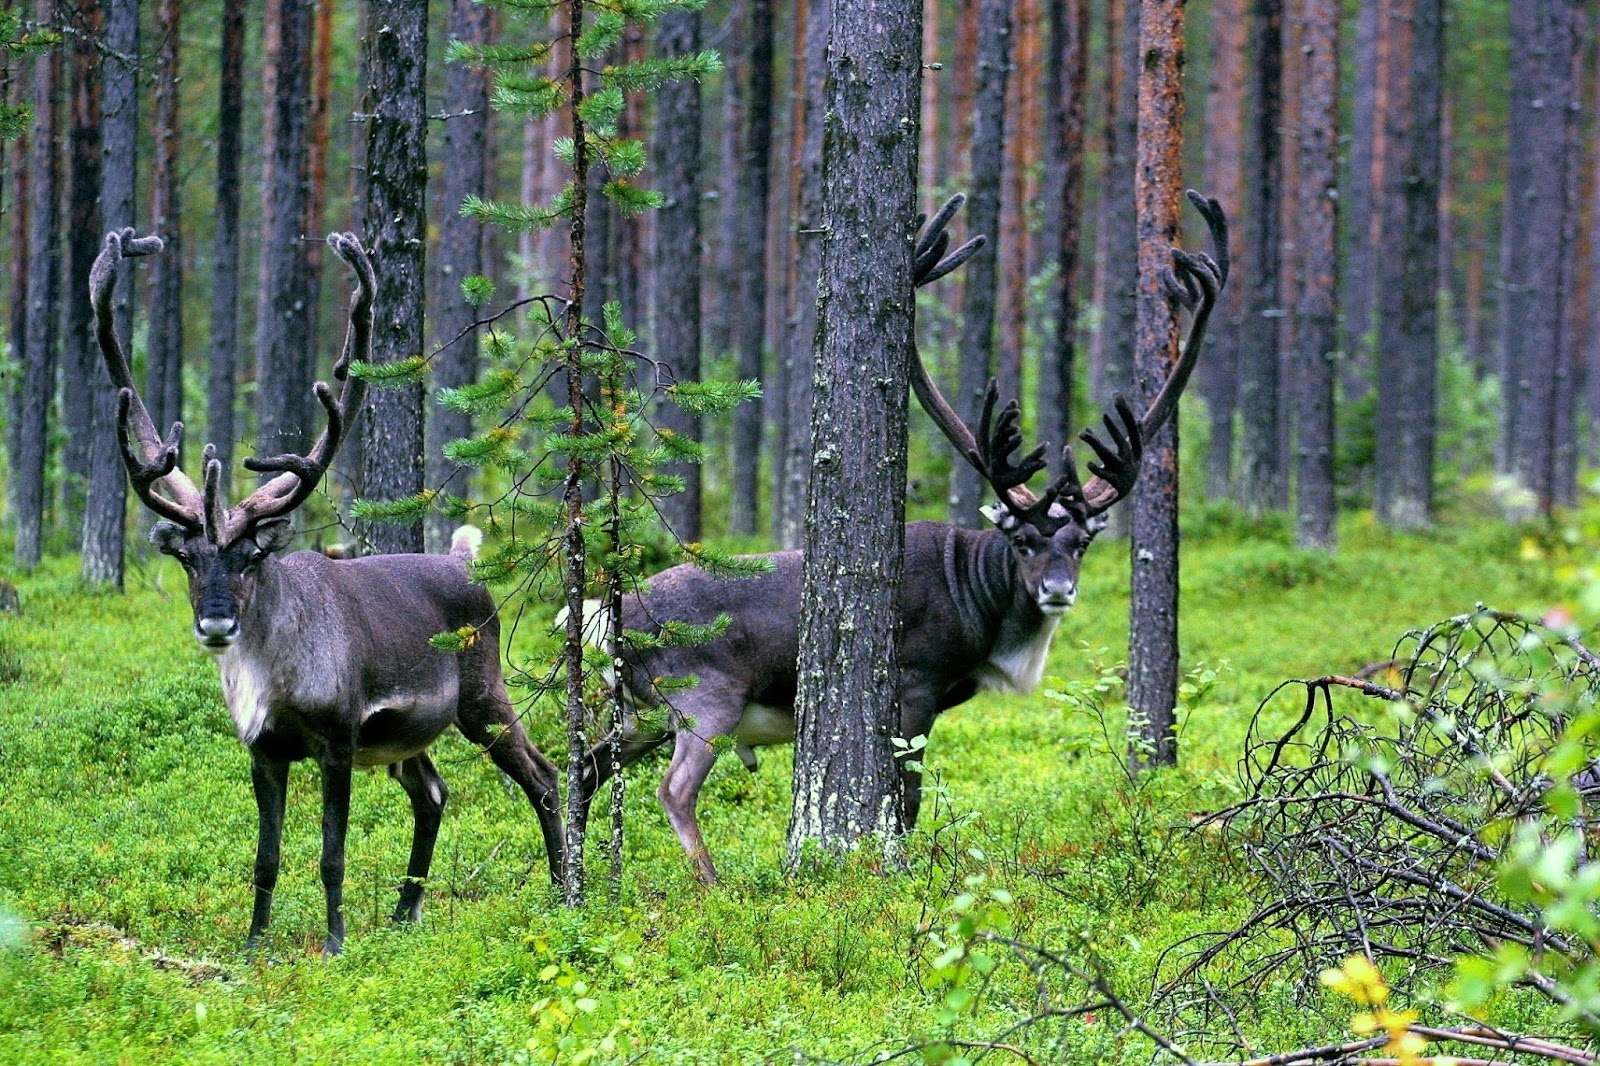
(0, 497), (1572, 1063)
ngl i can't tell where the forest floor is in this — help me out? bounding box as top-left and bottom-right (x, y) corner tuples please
(0, 494), (1580, 1063)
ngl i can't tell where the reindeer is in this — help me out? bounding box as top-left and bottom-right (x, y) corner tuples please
(90, 229), (565, 955)
(571, 193), (1228, 883)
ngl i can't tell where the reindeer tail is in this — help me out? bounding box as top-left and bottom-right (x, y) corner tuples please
(450, 525), (484, 561)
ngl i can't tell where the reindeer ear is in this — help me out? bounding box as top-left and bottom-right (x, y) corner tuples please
(981, 504), (1018, 531)
(254, 518), (295, 555)
(149, 521), (189, 556)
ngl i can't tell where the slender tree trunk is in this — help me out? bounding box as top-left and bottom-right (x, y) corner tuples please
(1294, 0), (1338, 549)
(1199, 0), (1245, 500)
(146, 0), (182, 450)
(4, 101), (27, 522)
(949, 0), (1011, 529)
(788, 0), (919, 864)
(770, 0), (808, 543)
(777, 0), (831, 548)
(208, 0), (246, 498)
(336, 2), (370, 506)
(1127, 0), (1184, 770)
(995, 0), (1037, 408)
(13, 0), (60, 569)
(1237, 0), (1284, 515)
(1375, 0), (1443, 528)
(1039, 0), (1088, 474)
(82, 0), (138, 587)
(651, 9), (704, 543)
(426, 0), (490, 552)
(60, 0), (104, 533)
(1343, 0), (1383, 389)
(707, 2), (741, 364)
(302, 0), (334, 427)
(727, 0), (773, 537)
(257, 0), (314, 462)
(361, 0), (429, 555)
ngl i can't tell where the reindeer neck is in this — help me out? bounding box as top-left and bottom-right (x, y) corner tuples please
(946, 527), (1043, 650)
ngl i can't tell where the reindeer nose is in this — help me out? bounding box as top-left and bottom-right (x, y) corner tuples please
(1039, 580), (1077, 611)
(195, 616), (240, 646)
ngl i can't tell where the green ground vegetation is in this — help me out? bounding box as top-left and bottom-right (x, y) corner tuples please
(0, 493), (1576, 1063)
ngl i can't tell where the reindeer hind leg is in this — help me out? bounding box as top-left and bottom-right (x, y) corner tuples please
(389, 753), (448, 923)
(457, 694), (567, 886)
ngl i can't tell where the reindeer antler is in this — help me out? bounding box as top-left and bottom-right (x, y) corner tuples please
(90, 228), (209, 530)
(224, 232), (375, 544)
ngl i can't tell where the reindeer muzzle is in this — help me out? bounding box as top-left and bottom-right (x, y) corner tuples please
(195, 616), (240, 651)
(1037, 583), (1077, 614)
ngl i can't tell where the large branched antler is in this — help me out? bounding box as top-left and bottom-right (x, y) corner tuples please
(90, 228), (207, 529)
(908, 191), (1229, 532)
(223, 232), (375, 544)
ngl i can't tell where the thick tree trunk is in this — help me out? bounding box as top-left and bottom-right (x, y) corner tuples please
(1294, 0), (1339, 549)
(788, 0), (919, 864)
(1039, 0), (1088, 474)
(1374, 0), (1443, 528)
(361, 0), (429, 555)
(651, 9), (704, 543)
(425, 0), (490, 552)
(949, 0), (1011, 529)
(777, 0), (831, 549)
(60, 0), (104, 533)
(1237, 0), (1284, 515)
(208, 0), (246, 498)
(82, 0), (138, 587)
(1127, 0), (1183, 770)
(13, 3), (60, 570)
(257, 0), (315, 462)
(1199, 0), (1245, 501)
(728, 0), (773, 537)
(145, 0), (182, 450)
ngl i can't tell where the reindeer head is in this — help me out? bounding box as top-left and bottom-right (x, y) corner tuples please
(910, 192), (1229, 616)
(90, 229), (376, 652)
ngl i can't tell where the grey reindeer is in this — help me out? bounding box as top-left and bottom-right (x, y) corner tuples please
(571, 192), (1229, 883)
(90, 229), (565, 954)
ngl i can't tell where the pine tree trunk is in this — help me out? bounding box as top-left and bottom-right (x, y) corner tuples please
(949, 0), (1011, 529)
(208, 0), (246, 499)
(651, 9), (704, 543)
(426, 0), (490, 552)
(60, 0), (104, 534)
(1127, 0), (1184, 770)
(1294, 0), (1339, 549)
(787, 0), (920, 864)
(13, 2), (60, 570)
(1237, 0), (1284, 515)
(1039, 0), (1088, 474)
(302, 0), (334, 427)
(4, 106), (27, 522)
(728, 0), (773, 537)
(361, 0), (429, 555)
(82, 0), (137, 587)
(995, 0), (1036, 409)
(146, 0), (182, 450)
(777, 0), (830, 549)
(770, 0), (807, 543)
(1374, 0), (1443, 528)
(257, 0), (315, 462)
(1343, 0), (1382, 387)
(1199, 0), (1244, 501)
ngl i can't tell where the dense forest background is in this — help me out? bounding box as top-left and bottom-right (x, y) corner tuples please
(0, 0), (1585, 575)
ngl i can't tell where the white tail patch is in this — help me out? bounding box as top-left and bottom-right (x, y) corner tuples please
(554, 599), (611, 651)
(450, 525), (484, 561)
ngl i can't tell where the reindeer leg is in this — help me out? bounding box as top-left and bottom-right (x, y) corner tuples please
(389, 754), (447, 923)
(246, 750), (290, 952)
(458, 703), (567, 887)
(659, 731), (722, 884)
(898, 692), (942, 831)
(318, 752), (353, 957)
(575, 731), (670, 828)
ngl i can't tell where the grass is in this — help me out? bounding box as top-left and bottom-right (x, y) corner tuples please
(0, 497), (1573, 1063)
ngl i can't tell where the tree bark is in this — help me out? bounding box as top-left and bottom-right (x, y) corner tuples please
(995, 0), (1037, 408)
(1374, 0), (1443, 529)
(1199, 0), (1245, 501)
(60, 0), (104, 533)
(1237, 0), (1284, 515)
(145, 0), (182, 451)
(1294, 0), (1338, 549)
(13, 0), (60, 569)
(728, 0), (773, 537)
(82, 0), (138, 587)
(776, 0), (831, 549)
(426, 0), (490, 552)
(788, 0), (919, 864)
(770, 0), (807, 544)
(1127, 0), (1184, 770)
(651, 9), (704, 543)
(257, 0), (315, 462)
(360, 0), (429, 555)
(1039, 0), (1088, 475)
(301, 0), (334, 432)
(208, 0), (246, 499)
(1343, 0), (1383, 388)
(949, 0), (1011, 529)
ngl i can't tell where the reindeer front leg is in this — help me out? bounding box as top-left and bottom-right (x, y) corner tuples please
(898, 693), (942, 830)
(246, 751), (290, 951)
(318, 752), (354, 956)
